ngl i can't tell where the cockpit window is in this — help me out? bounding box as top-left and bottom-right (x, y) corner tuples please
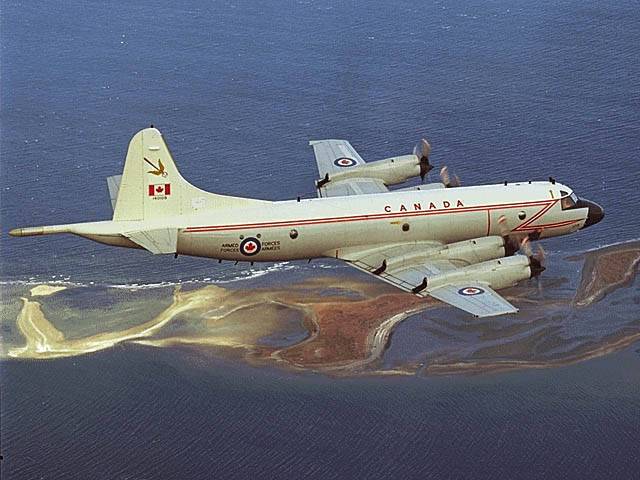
(561, 192), (579, 210)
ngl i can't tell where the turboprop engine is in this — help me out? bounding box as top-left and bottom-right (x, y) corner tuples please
(424, 254), (543, 292)
(415, 236), (544, 291)
(320, 138), (434, 188)
(343, 235), (544, 296)
(380, 236), (516, 274)
(327, 154), (424, 186)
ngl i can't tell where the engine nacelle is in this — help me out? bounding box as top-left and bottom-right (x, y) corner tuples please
(426, 254), (535, 291)
(329, 154), (421, 186)
(437, 236), (509, 265)
(385, 236), (509, 273)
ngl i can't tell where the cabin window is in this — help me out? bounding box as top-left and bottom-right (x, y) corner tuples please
(402, 223), (410, 232)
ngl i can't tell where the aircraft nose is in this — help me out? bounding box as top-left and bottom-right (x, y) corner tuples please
(578, 198), (605, 229)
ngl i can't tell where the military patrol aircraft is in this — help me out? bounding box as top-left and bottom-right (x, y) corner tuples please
(10, 127), (604, 317)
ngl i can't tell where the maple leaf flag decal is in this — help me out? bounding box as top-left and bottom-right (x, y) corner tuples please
(148, 183), (171, 196)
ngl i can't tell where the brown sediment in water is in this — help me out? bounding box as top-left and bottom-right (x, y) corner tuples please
(275, 293), (425, 368)
(573, 241), (640, 306)
(7, 280), (426, 365)
(424, 331), (640, 376)
(6, 240), (640, 375)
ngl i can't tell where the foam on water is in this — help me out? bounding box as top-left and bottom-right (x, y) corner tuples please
(0, 261), (300, 290)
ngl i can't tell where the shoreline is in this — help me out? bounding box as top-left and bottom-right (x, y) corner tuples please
(2, 239), (639, 376)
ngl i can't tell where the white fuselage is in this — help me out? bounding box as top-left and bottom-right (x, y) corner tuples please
(158, 181), (586, 262)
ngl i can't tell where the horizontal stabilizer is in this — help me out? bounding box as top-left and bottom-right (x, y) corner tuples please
(124, 228), (177, 255)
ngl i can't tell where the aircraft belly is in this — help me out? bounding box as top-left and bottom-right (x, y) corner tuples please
(177, 209), (489, 261)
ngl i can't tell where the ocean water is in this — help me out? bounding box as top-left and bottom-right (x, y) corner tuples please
(1, 0), (639, 285)
(3, 347), (640, 479)
(1, 0), (639, 478)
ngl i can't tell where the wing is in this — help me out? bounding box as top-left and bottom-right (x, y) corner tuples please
(427, 282), (517, 318)
(309, 139), (389, 198)
(339, 242), (518, 318)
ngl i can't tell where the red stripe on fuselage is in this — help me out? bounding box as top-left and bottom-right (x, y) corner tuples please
(184, 198), (560, 234)
(512, 200), (557, 232)
(517, 219), (581, 230)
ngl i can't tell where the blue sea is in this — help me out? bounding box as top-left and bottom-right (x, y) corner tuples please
(1, 0), (639, 478)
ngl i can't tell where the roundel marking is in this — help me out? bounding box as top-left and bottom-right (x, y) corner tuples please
(333, 157), (357, 167)
(239, 237), (261, 256)
(458, 287), (485, 296)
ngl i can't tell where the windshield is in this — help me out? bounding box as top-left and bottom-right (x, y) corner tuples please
(560, 191), (579, 210)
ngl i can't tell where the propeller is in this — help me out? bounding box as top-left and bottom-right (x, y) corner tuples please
(498, 215), (547, 289)
(413, 139), (433, 182)
(439, 165), (461, 188)
(527, 241), (546, 278)
(497, 215), (509, 237)
(520, 236), (533, 257)
(499, 217), (546, 270)
(499, 215), (520, 256)
(535, 244), (546, 294)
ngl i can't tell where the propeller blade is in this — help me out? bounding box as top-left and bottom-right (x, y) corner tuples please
(440, 166), (450, 186)
(439, 165), (460, 187)
(419, 138), (431, 158)
(497, 215), (509, 236)
(528, 255), (546, 278)
(531, 244), (547, 294)
(415, 139), (433, 182)
(499, 216), (521, 256)
(520, 236), (533, 257)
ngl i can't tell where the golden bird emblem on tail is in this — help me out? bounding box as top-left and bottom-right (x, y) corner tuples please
(144, 157), (168, 177)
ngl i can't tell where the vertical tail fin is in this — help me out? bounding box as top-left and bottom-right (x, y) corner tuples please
(112, 128), (267, 222)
